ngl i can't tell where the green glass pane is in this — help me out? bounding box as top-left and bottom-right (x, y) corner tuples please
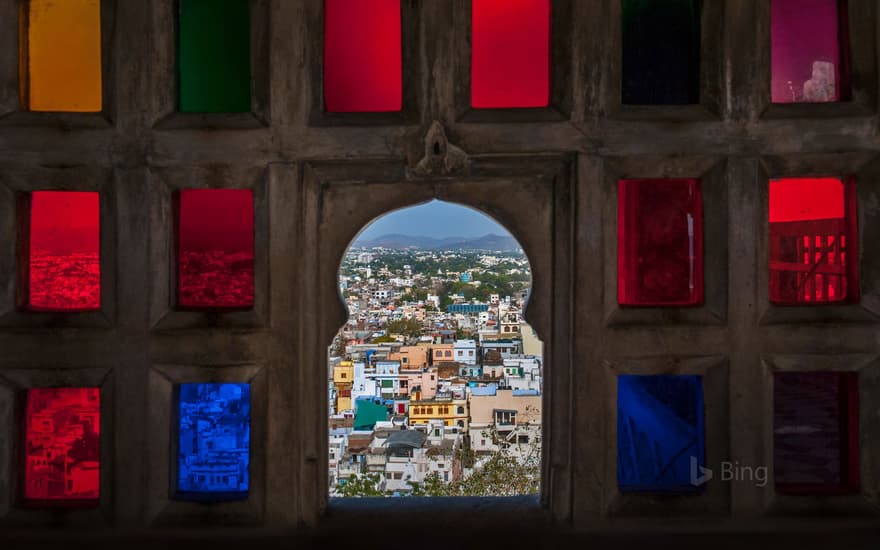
(178, 0), (251, 113)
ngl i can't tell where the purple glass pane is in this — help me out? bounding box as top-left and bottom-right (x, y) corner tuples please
(771, 0), (843, 104)
(774, 371), (859, 494)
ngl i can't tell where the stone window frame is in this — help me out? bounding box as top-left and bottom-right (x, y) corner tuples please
(150, 0), (271, 129)
(146, 363), (266, 526)
(753, 0), (878, 120)
(602, 355), (730, 517)
(0, 0), (117, 128)
(452, 0), (574, 123)
(757, 152), (880, 325)
(298, 154), (574, 525)
(304, 0), (422, 127)
(600, 0), (726, 121)
(0, 367), (114, 527)
(0, 166), (118, 329)
(602, 156), (728, 326)
(759, 353), (880, 514)
(148, 164), (269, 331)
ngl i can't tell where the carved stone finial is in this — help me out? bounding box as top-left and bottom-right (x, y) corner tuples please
(412, 121), (468, 176)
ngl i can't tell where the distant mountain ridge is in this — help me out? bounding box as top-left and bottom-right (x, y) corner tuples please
(354, 233), (520, 251)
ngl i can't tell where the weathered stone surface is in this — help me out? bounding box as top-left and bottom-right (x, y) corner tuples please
(0, 0), (878, 547)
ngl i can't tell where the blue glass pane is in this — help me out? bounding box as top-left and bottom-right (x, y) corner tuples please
(177, 383), (250, 498)
(617, 374), (705, 493)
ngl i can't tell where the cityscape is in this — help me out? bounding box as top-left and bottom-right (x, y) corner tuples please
(27, 190), (101, 311)
(177, 383), (251, 496)
(28, 251), (101, 311)
(24, 387), (101, 501)
(328, 222), (543, 497)
(178, 250), (255, 309)
(176, 188), (255, 309)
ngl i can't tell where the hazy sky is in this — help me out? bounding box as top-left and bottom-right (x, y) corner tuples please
(357, 200), (512, 239)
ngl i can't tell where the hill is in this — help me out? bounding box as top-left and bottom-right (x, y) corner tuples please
(354, 233), (520, 252)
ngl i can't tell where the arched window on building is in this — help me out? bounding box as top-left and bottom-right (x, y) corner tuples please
(329, 201), (543, 497)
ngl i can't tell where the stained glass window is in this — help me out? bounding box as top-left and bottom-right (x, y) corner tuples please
(25, 191), (101, 311)
(176, 383), (251, 498)
(771, 0), (847, 104)
(769, 177), (857, 304)
(178, 0), (251, 113)
(617, 375), (705, 493)
(24, 0), (102, 112)
(471, 0), (551, 109)
(618, 179), (704, 306)
(24, 388), (101, 503)
(622, 0), (701, 105)
(774, 371), (859, 494)
(323, 0), (402, 112)
(176, 189), (254, 310)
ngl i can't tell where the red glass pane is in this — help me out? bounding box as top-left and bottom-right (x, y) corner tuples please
(27, 191), (101, 311)
(771, 0), (846, 104)
(177, 189), (254, 309)
(323, 0), (402, 112)
(774, 371), (859, 494)
(471, 0), (550, 109)
(769, 177), (857, 304)
(618, 179), (704, 306)
(24, 387), (101, 503)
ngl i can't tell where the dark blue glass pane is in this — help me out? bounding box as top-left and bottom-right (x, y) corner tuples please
(617, 374), (705, 493)
(622, 0), (701, 105)
(177, 383), (251, 499)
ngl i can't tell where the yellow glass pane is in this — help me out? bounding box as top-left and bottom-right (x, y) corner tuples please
(26, 0), (102, 112)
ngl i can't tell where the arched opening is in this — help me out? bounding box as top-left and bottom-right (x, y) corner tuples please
(327, 200), (544, 497)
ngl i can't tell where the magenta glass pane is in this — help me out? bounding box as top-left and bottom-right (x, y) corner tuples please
(617, 179), (704, 306)
(177, 189), (254, 309)
(771, 0), (844, 103)
(323, 0), (402, 113)
(24, 387), (101, 504)
(471, 0), (551, 109)
(769, 177), (858, 305)
(28, 191), (101, 311)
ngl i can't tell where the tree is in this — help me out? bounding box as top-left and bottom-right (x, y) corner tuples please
(338, 473), (384, 497)
(330, 337), (346, 357)
(406, 472), (447, 496)
(403, 424), (542, 497)
(386, 318), (423, 339)
(444, 449), (540, 496)
(372, 334), (396, 343)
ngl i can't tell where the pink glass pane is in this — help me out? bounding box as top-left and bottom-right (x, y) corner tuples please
(177, 189), (254, 309)
(771, 0), (844, 103)
(324, 0), (402, 112)
(28, 191), (101, 311)
(769, 177), (858, 304)
(617, 179), (704, 306)
(471, 0), (550, 109)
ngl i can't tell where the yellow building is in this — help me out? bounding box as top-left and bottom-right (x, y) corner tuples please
(336, 394), (352, 412)
(333, 361), (354, 384)
(408, 390), (469, 429)
(333, 361), (354, 412)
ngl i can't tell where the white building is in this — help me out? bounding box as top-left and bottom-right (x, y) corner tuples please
(453, 339), (477, 365)
(372, 288), (391, 301)
(350, 362), (378, 401)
